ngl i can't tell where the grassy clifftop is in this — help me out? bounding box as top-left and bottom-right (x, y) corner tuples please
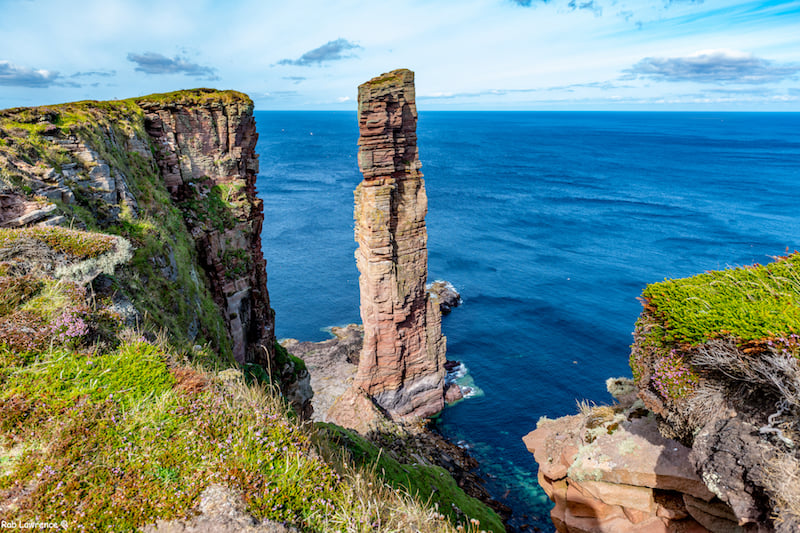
(0, 93), (500, 532)
(640, 253), (800, 346)
(630, 253), (800, 529)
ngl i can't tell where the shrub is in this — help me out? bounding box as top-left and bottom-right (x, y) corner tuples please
(651, 350), (698, 400)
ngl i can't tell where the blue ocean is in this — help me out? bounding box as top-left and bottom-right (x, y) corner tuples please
(255, 111), (800, 531)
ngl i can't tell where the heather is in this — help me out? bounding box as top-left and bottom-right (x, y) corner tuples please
(1, 336), (490, 532)
(0, 91), (497, 532)
(0, 245), (491, 533)
(628, 255), (800, 528)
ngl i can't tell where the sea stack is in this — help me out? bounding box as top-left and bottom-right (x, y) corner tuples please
(351, 69), (446, 420)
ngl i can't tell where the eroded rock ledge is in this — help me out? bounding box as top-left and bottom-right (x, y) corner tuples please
(526, 255), (800, 533)
(525, 379), (727, 532)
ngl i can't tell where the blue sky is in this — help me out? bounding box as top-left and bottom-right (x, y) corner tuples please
(1, 0), (798, 110)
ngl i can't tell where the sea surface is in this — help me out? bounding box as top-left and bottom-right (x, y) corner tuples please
(255, 111), (800, 532)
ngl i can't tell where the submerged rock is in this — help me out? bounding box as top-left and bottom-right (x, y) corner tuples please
(428, 280), (462, 315)
(444, 382), (464, 404)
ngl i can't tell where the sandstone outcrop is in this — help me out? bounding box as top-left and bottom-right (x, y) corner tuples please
(282, 324), (363, 424)
(524, 379), (724, 533)
(351, 69), (446, 420)
(143, 484), (296, 533)
(525, 256), (800, 532)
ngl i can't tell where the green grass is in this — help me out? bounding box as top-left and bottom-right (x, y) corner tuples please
(179, 183), (238, 232)
(641, 253), (800, 346)
(318, 423), (505, 533)
(132, 88), (252, 107)
(274, 340), (307, 376)
(0, 343), (343, 531)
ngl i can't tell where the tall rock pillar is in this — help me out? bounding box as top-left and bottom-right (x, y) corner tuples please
(352, 69), (446, 420)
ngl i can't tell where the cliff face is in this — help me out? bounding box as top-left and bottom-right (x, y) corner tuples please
(0, 89), (274, 367)
(525, 256), (800, 533)
(351, 69), (446, 420)
(138, 95), (272, 365)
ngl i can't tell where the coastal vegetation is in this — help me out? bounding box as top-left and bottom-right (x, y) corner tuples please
(0, 91), (500, 532)
(0, 264), (493, 531)
(627, 254), (800, 529)
(633, 252), (800, 403)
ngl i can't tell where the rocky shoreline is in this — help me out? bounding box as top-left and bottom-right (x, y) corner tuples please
(281, 314), (512, 527)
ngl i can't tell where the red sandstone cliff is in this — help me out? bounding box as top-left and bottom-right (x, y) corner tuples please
(524, 379), (724, 533)
(348, 69), (446, 420)
(138, 92), (273, 365)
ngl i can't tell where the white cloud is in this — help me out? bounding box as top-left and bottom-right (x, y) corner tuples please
(624, 49), (800, 84)
(0, 60), (70, 87)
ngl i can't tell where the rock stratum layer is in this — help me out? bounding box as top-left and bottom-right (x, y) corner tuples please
(525, 380), (722, 533)
(349, 69), (446, 420)
(0, 89), (274, 367)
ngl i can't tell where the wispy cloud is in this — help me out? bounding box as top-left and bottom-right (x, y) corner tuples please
(277, 39), (361, 67)
(419, 80), (631, 100)
(0, 60), (74, 88)
(554, 80), (633, 90)
(70, 70), (117, 78)
(623, 49), (800, 84)
(250, 90), (300, 100)
(283, 76), (306, 84)
(511, 0), (696, 13)
(126, 52), (218, 80)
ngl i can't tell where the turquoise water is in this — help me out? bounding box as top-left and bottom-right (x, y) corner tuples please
(255, 111), (800, 532)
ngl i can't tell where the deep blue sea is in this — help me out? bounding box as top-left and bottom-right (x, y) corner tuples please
(255, 111), (800, 532)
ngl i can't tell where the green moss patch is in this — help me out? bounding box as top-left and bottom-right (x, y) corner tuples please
(133, 88), (252, 107)
(0, 226), (117, 260)
(641, 253), (800, 346)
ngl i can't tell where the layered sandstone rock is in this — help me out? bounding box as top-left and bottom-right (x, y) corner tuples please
(523, 379), (757, 533)
(524, 393), (715, 531)
(351, 69), (446, 420)
(139, 93), (273, 365)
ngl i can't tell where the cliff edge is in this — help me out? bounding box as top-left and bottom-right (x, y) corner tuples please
(525, 254), (800, 532)
(0, 88), (498, 532)
(0, 89), (274, 367)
